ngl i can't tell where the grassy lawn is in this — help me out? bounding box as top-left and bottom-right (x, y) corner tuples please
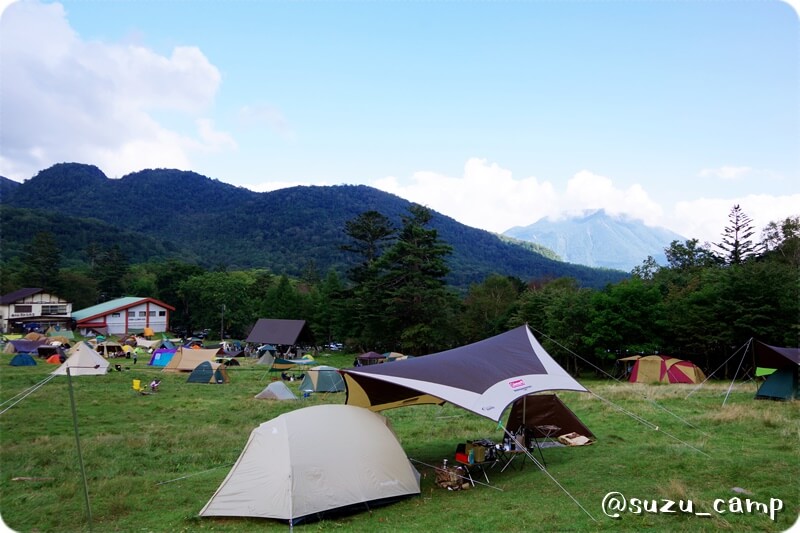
(1, 350), (798, 532)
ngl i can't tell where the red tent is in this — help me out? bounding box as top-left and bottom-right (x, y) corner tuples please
(628, 355), (706, 384)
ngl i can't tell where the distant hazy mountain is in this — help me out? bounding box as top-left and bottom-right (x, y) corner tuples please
(503, 210), (686, 271)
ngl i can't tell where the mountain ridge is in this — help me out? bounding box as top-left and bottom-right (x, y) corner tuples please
(504, 209), (685, 270)
(1, 163), (628, 289)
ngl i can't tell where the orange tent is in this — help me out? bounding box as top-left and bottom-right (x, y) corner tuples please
(46, 354), (62, 364)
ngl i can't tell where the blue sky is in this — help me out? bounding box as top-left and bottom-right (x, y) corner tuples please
(1, 0), (797, 245)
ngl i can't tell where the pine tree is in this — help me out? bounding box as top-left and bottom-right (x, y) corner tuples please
(376, 204), (455, 353)
(715, 204), (757, 265)
(92, 244), (130, 300)
(341, 210), (395, 284)
(20, 232), (62, 293)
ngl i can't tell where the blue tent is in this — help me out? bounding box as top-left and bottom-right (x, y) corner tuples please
(148, 348), (176, 367)
(10, 352), (37, 366)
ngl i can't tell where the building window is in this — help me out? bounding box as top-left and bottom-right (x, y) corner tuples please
(139, 311), (147, 317)
(111, 312), (121, 318)
(158, 311), (166, 317)
(41, 304), (67, 315)
(14, 305), (32, 313)
(148, 311), (155, 317)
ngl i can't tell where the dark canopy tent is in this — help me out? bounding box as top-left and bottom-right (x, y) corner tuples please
(245, 319), (314, 348)
(506, 394), (594, 440)
(341, 325), (598, 520)
(340, 325), (587, 422)
(754, 342), (799, 401)
(356, 351), (386, 366)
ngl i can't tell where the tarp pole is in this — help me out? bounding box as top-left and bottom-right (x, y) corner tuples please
(686, 338), (751, 399)
(532, 327), (706, 433)
(497, 423), (597, 522)
(723, 338), (752, 406)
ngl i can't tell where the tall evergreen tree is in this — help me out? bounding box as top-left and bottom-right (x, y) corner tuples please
(715, 204), (757, 265)
(92, 244), (130, 300)
(376, 204), (455, 353)
(312, 269), (347, 346)
(341, 210), (395, 284)
(153, 260), (206, 334)
(20, 232), (62, 293)
(461, 274), (521, 342)
(340, 210), (397, 349)
(261, 275), (305, 319)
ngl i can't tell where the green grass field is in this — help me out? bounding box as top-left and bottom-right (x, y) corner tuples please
(1, 351), (798, 532)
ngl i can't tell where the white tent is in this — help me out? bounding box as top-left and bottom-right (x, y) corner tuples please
(254, 381), (297, 400)
(256, 351), (275, 367)
(199, 405), (420, 525)
(51, 342), (109, 376)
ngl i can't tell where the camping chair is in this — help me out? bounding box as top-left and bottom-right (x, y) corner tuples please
(132, 379), (148, 395)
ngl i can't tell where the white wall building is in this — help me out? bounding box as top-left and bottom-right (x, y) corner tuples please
(0, 288), (72, 333)
(72, 296), (175, 336)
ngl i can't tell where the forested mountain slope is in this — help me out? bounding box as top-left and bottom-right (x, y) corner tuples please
(2, 163), (627, 288)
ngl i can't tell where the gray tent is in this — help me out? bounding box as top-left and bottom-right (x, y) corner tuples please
(254, 381), (297, 400)
(298, 365), (345, 393)
(199, 405), (420, 525)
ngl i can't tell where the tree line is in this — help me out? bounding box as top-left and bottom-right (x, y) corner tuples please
(2, 204), (797, 377)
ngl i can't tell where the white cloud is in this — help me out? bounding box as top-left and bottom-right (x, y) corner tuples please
(372, 158), (557, 233)
(562, 170), (663, 224)
(194, 119), (238, 152)
(370, 159), (664, 234)
(670, 194), (800, 245)
(237, 104), (294, 139)
(368, 158), (799, 248)
(698, 166), (753, 180)
(0, 0), (227, 181)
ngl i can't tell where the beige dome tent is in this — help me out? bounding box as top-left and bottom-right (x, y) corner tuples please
(51, 342), (109, 376)
(199, 405), (420, 525)
(162, 347), (219, 372)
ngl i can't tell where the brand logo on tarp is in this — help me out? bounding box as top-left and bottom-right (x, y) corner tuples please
(508, 379), (526, 389)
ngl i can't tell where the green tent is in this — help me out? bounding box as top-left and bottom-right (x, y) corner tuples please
(756, 368), (798, 401)
(298, 365), (345, 393)
(187, 361), (230, 384)
(754, 342), (799, 401)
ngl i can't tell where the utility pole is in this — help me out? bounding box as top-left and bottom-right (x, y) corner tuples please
(220, 304), (225, 342)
